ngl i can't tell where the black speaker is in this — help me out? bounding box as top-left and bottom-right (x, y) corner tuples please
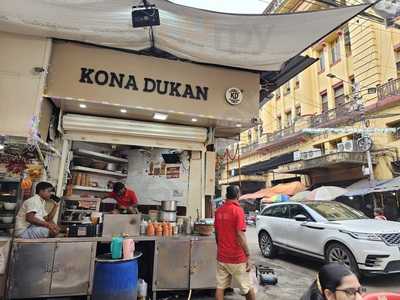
(132, 8), (160, 28)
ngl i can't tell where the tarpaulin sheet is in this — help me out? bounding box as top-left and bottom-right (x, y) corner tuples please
(240, 181), (305, 200)
(0, 0), (369, 71)
(345, 178), (395, 197)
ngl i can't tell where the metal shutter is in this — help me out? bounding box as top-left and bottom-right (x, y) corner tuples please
(62, 114), (208, 150)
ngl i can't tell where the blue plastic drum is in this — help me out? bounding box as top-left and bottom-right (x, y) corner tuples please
(92, 252), (142, 300)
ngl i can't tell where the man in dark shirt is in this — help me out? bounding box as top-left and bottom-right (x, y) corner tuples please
(214, 185), (255, 300)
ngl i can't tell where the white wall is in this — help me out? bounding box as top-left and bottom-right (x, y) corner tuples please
(126, 149), (190, 206)
(0, 32), (51, 137)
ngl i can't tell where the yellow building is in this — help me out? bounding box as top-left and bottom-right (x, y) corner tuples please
(219, 0), (400, 193)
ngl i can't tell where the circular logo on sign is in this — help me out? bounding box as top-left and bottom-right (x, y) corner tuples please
(225, 88), (243, 105)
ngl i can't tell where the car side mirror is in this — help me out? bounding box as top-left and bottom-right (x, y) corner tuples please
(294, 214), (308, 222)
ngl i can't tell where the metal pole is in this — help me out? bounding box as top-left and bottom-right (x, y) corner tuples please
(356, 85), (375, 184)
(366, 146), (375, 183)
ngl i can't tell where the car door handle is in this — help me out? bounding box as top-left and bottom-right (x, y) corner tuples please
(300, 223), (324, 230)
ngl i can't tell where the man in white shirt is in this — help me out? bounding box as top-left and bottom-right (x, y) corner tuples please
(15, 182), (60, 239)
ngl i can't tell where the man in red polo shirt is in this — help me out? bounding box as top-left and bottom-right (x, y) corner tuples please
(109, 182), (139, 213)
(214, 185), (255, 300)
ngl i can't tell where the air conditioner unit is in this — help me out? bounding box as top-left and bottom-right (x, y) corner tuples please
(337, 142), (345, 152)
(343, 140), (355, 152)
(293, 151), (301, 161)
(301, 152), (309, 160)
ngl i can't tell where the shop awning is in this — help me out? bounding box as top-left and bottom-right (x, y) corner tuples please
(371, 176), (400, 193)
(240, 181), (305, 200)
(344, 177), (398, 197)
(0, 1), (369, 72)
(241, 152), (294, 175)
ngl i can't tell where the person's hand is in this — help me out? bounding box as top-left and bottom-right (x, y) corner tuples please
(246, 260), (251, 272)
(47, 223), (60, 235)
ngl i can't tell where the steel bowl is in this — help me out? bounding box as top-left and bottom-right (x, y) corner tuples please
(4, 202), (16, 210)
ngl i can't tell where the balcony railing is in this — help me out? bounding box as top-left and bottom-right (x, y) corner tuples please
(237, 116), (312, 155)
(264, 0), (286, 13)
(278, 151), (374, 174)
(311, 99), (358, 127)
(377, 79), (400, 101)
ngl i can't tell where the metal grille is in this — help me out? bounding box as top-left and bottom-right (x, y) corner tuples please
(380, 233), (400, 246)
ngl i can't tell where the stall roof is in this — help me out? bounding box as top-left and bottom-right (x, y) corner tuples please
(371, 176), (400, 193)
(345, 177), (399, 197)
(239, 181), (305, 200)
(0, 0), (368, 72)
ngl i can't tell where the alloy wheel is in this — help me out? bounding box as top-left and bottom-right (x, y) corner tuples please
(328, 247), (351, 267)
(260, 233), (272, 256)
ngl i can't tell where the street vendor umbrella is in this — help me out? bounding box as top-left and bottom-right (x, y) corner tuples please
(306, 186), (347, 201)
(264, 194), (290, 203)
(291, 190), (310, 201)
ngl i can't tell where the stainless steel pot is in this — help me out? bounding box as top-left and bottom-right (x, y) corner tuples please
(160, 200), (177, 212)
(160, 211), (177, 222)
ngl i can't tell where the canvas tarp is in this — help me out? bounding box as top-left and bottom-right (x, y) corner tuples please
(345, 177), (398, 197)
(240, 181), (305, 200)
(0, 0), (369, 71)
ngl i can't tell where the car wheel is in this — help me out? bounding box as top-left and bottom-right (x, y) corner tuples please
(259, 231), (278, 258)
(325, 243), (360, 276)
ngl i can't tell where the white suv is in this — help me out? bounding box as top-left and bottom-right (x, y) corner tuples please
(256, 201), (400, 275)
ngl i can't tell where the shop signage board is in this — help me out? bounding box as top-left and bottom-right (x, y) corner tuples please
(46, 41), (260, 124)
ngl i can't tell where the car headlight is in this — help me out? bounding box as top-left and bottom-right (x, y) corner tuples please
(340, 230), (382, 241)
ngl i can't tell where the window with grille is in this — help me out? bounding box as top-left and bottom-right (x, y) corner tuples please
(285, 111), (293, 128)
(277, 116), (282, 130)
(296, 106), (301, 118)
(331, 39), (341, 65)
(395, 50), (400, 78)
(294, 75), (300, 88)
(248, 129), (252, 143)
(321, 92), (328, 113)
(283, 81), (291, 95)
(387, 120), (400, 140)
(334, 84), (345, 110)
(276, 88), (281, 99)
(344, 26), (352, 56)
(318, 51), (325, 73)
(350, 76), (355, 94)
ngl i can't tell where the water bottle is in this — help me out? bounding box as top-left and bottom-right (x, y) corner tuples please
(138, 278), (148, 299)
(111, 236), (123, 259)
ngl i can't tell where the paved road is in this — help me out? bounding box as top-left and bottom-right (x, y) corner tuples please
(186, 227), (400, 300)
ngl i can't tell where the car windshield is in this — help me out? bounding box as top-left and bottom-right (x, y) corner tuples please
(306, 202), (367, 221)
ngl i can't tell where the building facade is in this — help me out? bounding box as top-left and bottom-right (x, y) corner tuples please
(219, 0), (400, 190)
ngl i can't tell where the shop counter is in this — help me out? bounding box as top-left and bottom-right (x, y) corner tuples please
(8, 235), (216, 299)
(13, 234), (214, 243)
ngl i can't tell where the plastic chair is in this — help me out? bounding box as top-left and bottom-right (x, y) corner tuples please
(363, 293), (400, 300)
